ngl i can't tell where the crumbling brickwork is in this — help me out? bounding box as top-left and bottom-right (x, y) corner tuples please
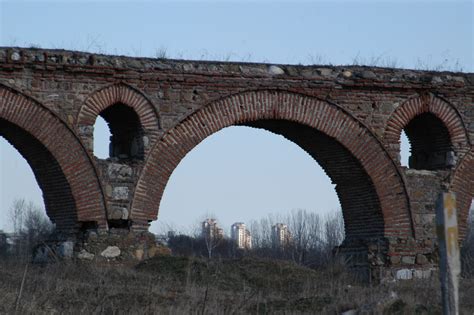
(0, 48), (472, 278)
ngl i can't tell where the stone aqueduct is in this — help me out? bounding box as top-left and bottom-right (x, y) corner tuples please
(0, 48), (472, 277)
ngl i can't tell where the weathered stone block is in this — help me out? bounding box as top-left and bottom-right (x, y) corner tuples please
(109, 206), (129, 220)
(112, 186), (129, 200)
(414, 269), (432, 279)
(316, 68), (333, 77)
(268, 65), (284, 75)
(101, 246), (121, 258)
(342, 70), (352, 77)
(360, 70), (376, 79)
(401, 256), (415, 265)
(107, 163), (133, 180)
(11, 51), (21, 61)
(143, 135), (149, 148)
(77, 249), (95, 260)
(416, 254), (429, 265)
(105, 184), (113, 197)
(390, 255), (401, 265)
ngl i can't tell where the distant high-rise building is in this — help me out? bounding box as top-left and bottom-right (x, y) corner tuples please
(272, 223), (292, 248)
(201, 218), (224, 241)
(231, 222), (252, 249)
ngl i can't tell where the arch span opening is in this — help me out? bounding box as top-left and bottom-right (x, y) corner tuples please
(134, 91), (412, 242)
(152, 126), (342, 236)
(402, 113), (454, 170)
(152, 119), (385, 244)
(0, 118), (76, 231)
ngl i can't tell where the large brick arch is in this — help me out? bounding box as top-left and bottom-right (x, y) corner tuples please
(384, 93), (470, 162)
(0, 85), (106, 231)
(450, 151), (474, 240)
(77, 83), (160, 153)
(132, 90), (413, 240)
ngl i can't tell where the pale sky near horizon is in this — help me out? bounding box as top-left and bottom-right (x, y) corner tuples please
(0, 1), (472, 234)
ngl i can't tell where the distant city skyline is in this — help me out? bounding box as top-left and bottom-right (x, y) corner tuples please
(1, 1), (472, 232)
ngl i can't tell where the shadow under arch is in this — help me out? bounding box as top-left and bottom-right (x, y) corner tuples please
(132, 90), (413, 242)
(0, 85), (107, 232)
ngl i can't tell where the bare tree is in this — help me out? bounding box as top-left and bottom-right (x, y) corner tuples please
(8, 199), (26, 258)
(23, 203), (54, 247)
(324, 210), (345, 251)
(166, 208), (345, 266)
(9, 199), (26, 235)
(286, 209), (343, 265)
(7, 199), (54, 258)
(248, 209), (344, 266)
(198, 214), (224, 259)
(288, 209), (313, 264)
(202, 226), (223, 259)
(249, 215), (276, 249)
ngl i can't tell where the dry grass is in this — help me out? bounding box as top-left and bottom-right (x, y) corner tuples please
(0, 256), (473, 314)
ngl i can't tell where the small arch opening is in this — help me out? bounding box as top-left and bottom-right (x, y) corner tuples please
(403, 113), (454, 170)
(95, 103), (145, 160)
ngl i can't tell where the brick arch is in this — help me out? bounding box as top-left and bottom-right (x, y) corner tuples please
(132, 90), (413, 240)
(450, 151), (474, 240)
(384, 93), (470, 163)
(0, 85), (106, 231)
(77, 83), (159, 153)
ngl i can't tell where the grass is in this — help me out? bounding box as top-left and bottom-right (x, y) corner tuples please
(1, 255), (473, 314)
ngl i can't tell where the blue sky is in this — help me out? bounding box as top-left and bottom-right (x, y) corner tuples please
(0, 1), (472, 233)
